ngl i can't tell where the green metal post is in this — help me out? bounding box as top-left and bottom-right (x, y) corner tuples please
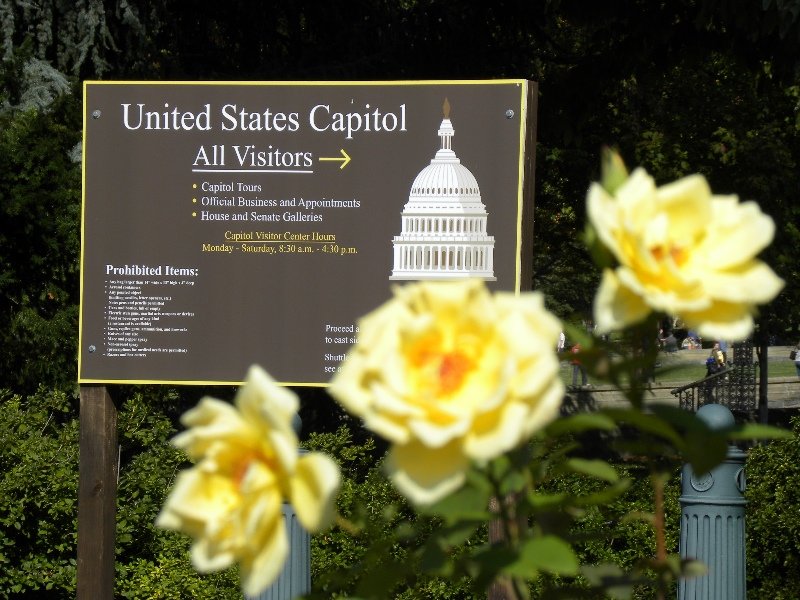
(247, 414), (311, 600)
(679, 404), (746, 600)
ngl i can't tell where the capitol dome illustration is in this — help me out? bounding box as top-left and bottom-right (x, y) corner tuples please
(390, 100), (495, 281)
(390, 100), (496, 281)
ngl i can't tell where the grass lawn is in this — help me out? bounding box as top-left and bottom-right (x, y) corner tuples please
(654, 355), (799, 382)
(559, 353), (799, 386)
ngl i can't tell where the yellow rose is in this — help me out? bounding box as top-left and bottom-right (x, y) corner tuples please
(329, 280), (564, 505)
(156, 366), (340, 597)
(588, 167), (784, 340)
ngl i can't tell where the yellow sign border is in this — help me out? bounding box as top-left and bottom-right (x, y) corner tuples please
(79, 79), (533, 387)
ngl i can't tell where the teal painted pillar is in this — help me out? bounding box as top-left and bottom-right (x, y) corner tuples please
(679, 404), (747, 600)
(247, 414), (311, 600)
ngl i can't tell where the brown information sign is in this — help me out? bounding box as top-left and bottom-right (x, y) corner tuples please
(78, 80), (537, 385)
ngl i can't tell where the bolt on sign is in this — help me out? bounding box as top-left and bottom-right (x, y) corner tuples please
(79, 80), (538, 385)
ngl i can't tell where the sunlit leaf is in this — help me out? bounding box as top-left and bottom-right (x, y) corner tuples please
(600, 146), (629, 193)
(621, 510), (654, 525)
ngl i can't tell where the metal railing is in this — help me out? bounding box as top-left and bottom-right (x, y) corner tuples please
(670, 340), (757, 414)
(670, 365), (757, 413)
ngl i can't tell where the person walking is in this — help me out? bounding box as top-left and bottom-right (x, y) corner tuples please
(570, 343), (588, 388)
(718, 340), (729, 364)
(793, 341), (800, 377)
(704, 353), (722, 402)
(710, 342), (725, 370)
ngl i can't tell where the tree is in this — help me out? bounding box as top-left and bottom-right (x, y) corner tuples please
(0, 93), (82, 393)
(3, 1), (800, 596)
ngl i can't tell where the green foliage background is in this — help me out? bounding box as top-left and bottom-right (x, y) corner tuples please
(745, 417), (800, 599)
(0, 387), (798, 597)
(2, 0), (800, 597)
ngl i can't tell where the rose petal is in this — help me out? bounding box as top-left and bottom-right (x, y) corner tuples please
(239, 515), (288, 598)
(387, 440), (470, 505)
(291, 453), (341, 531)
(593, 269), (651, 333)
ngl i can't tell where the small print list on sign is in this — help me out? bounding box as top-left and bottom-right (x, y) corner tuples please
(102, 264), (198, 357)
(192, 181), (362, 255)
(191, 180), (362, 224)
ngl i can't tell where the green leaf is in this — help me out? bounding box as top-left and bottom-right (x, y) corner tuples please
(468, 545), (518, 588)
(417, 482), (492, 524)
(533, 440), (580, 465)
(355, 557), (411, 598)
(562, 322), (594, 348)
(621, 510), (654, 525)
(565, 458), (619, 482)
(499, 469), (529, 496)
(648, 403), (709, 430)
(419, 540), (451, 575)
(583, 223), (617, 271)
(574, 479), (632, 506)
(418, 522), (481, 576)
(504, 536), (579, 577)
(683, 429), (727, 475)
(647, 404), (736, 473)
(546, 412), (617, 436)
(679, 558), (708, 579)
(528, 492), (568, 510)
(392, 521), (415, 541)
(438, 521), (482, 546)
(726, 423), (794, 440)
(581, 563), (636, 599)
(602, 408), (684, 447)
(600, 146), (629, 194)
(418, 519), (483, 574)
(489, 454), (513, 479)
